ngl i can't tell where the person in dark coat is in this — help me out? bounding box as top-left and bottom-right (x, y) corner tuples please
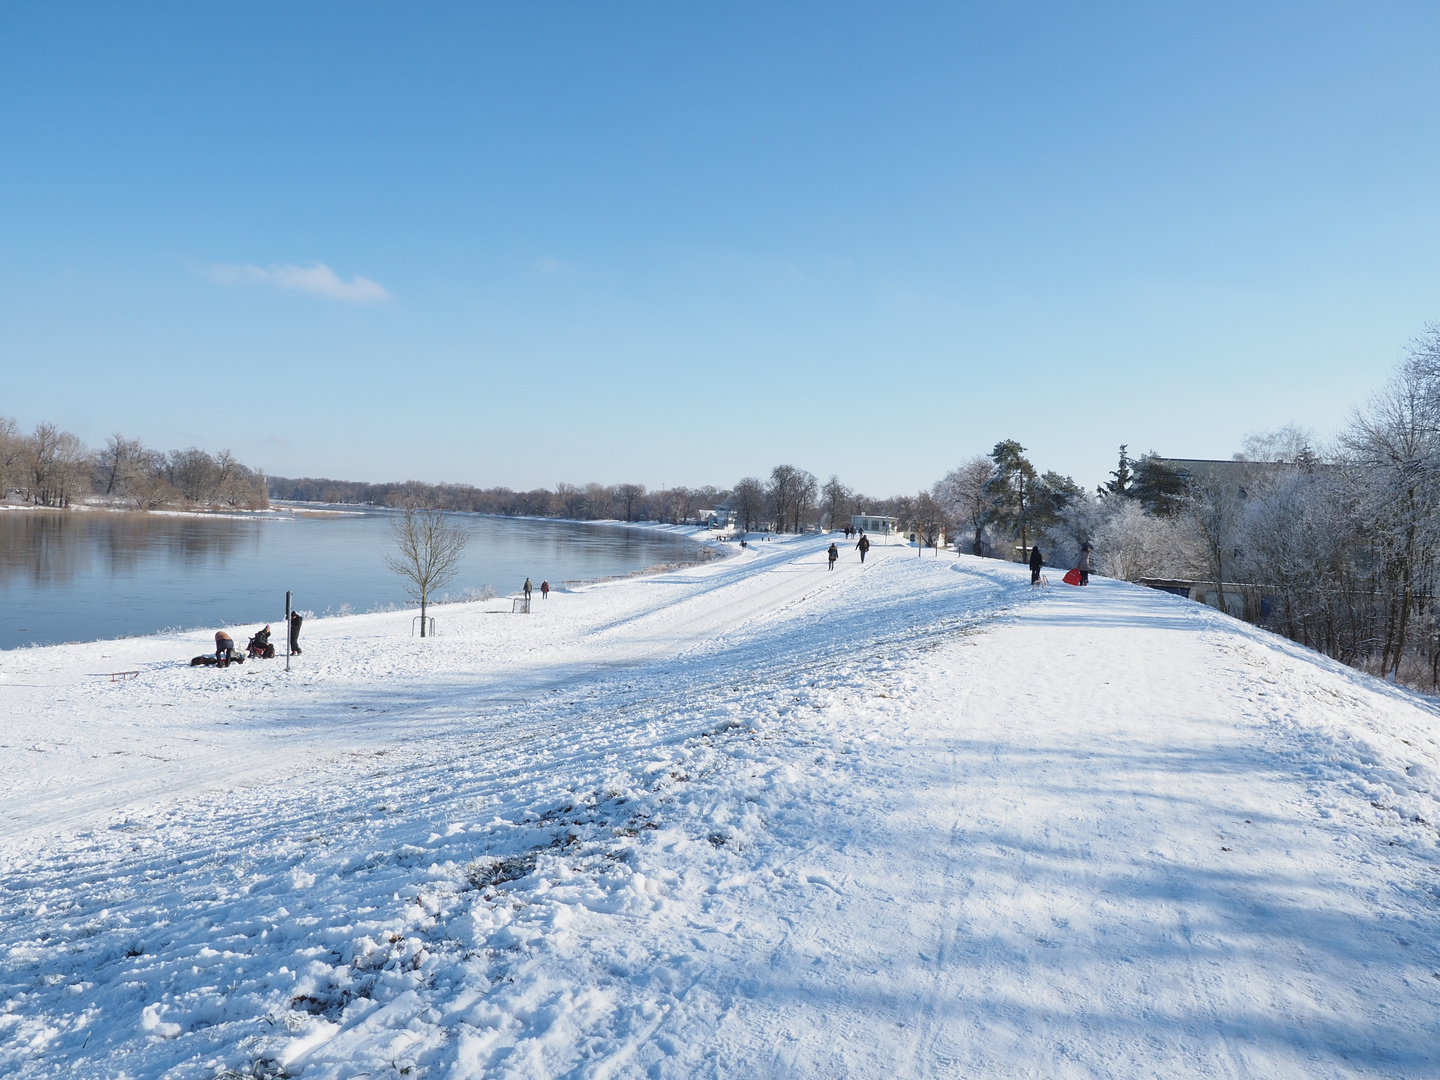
(827, 542), (839, 570)
(540, 579), (550, 599)
(523, 577), (533, 601)
(856, 533), (870, 563)
(289, 610), (303, 655)
(247, 625), (273, 659)
(1078, 542), (1092, 586)
(1029, 545), (1044, 585)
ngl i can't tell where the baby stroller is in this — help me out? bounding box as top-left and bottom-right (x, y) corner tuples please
(247, 626), (276, 659)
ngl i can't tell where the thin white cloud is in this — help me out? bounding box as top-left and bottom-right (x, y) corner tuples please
(532, 256), (572, 274)
(206, 262), (391, 304)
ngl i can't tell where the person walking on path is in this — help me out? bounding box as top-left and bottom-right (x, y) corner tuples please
(1029, 544), (1044, 585)
(540, 579), (550, 600)
(289, 610), (303, 655)
(827, 542), (839, 570)
(523, 578), (533, 602)
(214, 631), (236, 665)
(1078, 542), (1092, 586)
(856, 532), (871, 564)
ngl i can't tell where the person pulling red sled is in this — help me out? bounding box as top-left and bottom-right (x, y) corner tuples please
(1063, 542), (1093, 586)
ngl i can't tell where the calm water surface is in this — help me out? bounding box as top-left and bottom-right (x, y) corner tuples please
(0, 507), (713, 650)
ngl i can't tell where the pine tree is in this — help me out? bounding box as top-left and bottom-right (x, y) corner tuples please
(1103, 444), (1133, 498)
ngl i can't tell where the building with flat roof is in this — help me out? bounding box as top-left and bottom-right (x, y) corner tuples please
(850, 514), (896, 537)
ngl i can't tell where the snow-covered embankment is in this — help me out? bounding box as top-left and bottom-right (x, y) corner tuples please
(3, 535), (1439, 1078)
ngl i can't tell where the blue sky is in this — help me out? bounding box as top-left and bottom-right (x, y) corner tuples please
(3, 3), (1438, 495)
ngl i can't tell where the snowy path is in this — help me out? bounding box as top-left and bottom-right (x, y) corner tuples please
(3, 538), (1440, 1078)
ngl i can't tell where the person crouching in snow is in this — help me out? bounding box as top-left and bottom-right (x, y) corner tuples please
(215, 630), (237, 666)
(827, 542), (839, 570)
(1029, 544), (1044, 586)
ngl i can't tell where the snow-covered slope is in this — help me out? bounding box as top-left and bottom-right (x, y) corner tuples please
(3, 536), (1439, 1078)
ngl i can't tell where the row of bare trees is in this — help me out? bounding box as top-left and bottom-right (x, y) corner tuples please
(0, 418), (268, 510)
(273, 466), (899, 534)
(271, 475), (729, 525)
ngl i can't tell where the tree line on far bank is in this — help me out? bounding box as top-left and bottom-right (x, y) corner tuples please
(0, 417), (269, 510)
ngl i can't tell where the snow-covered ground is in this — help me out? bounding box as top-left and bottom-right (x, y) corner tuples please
(3, 535), (1439, 1078)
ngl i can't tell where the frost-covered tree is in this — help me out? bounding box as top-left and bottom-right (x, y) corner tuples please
(1342, 326), (1440, 679)
(1090, 499), (1202, 582)
(933, 456), (995, 556)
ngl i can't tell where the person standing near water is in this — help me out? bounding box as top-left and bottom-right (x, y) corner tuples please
(540, 579), (550, 599)
(289, 610), (303, 655)
(523, 578), (532, 602)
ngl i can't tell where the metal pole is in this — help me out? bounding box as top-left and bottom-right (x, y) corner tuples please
(285, 590), (292, 672)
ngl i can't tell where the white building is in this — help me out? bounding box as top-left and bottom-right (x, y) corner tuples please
(850, 514), (896, 538)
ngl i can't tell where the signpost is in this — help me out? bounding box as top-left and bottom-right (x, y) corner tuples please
(285, 590), (292, 672)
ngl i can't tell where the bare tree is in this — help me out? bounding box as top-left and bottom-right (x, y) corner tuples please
(384, 504), (469, 637)
(615, 483), (646, 522)
(900, 491), (947, 553)
(792, 469), (818, 532)
(584, 482), (613, 520)
(555, 482), (587, 519)
(0, 416), (21, 500)
(767, 465), (817, 533)
(733, 476), (765, 532)
(24, 422), (89, 507)
(821, 475), (851, 531)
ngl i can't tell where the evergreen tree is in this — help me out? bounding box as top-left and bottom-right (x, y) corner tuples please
(1130, 453), (1190, 516)
(984, 440), (1038, 557)
(1103, 444), (1133, 498)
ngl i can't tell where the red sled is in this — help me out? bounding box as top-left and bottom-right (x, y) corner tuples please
(1063, 568), (1082, 586)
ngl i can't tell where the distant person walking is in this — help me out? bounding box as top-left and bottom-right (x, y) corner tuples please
(1029, 544), (1044, 585)
(856, 532), (870, 564)
(827, 542), (839, 570)
(540, 579), (550, 600)
(289, 610), (303, 655)
(523, 577), (533, 602)
(1078, 542), (1092, 586)
(214, 630), (236, 665)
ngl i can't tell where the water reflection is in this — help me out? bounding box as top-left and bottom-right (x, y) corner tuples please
(0, 511), (257, 587)
(0, 509), (710, 650)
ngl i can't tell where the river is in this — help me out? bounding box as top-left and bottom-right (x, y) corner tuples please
(0, 506), (715, 650)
